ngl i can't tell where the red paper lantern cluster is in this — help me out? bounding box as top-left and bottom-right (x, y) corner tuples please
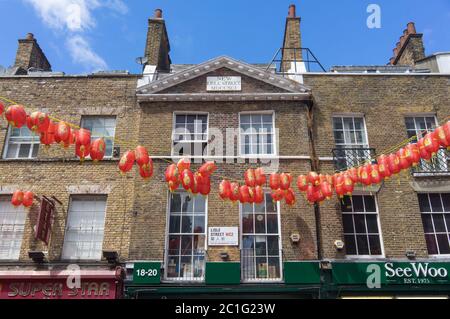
(165, 159), (215, 195)
(11, 190), (34, 208)
(297, 173), (334, 204)
(269, 172), (296, 206)
(119, 146), (154, 180)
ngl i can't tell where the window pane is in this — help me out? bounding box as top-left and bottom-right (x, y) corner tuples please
(341, 196), (353, 212)
(430, 194), (443, 212)
(354, 215), (366, 233)
(169, 215), (181, 233)
(425, 234), (438, 255)
(255, 214), (266, 233)
(364, 196), (377, 212)
(442, 194), (450, 212)
(369, 235), (382, 255)
(352, 196), (364, 212)
(267, 214), (278, 234)
(366, 214), (379, 233)
(333, 117), (343, 130)
(356, 235), (369, 255)
(170, 193), (182, 213)
(345, 235), (357, 255)
(433, 214), (446, 233)
(181, 216), (193, 233)
(342, 214), (354, 233)
(436, 234), (450, 255)
(421, 214), (434, 233)
(242, 213), (254, 233)
(418, 194), (431, 212)
(193, 216), (205, 234)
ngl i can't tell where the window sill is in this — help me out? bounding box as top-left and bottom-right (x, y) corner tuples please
(345, 255), (386, 260)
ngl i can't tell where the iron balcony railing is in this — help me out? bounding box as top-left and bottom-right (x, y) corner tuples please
(240, 249), (283, 282)
(164, 248), (207, 282)
(332, 148), (377, 171)
(267, 47), (326, 75)
(412, 148), (450, 175)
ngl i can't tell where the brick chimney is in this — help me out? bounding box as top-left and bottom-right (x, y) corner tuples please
(144, 9), (171, 72)
(14, 33), (51, 72)
(389, 22), (425, 66)
(281, 4), (302, 72)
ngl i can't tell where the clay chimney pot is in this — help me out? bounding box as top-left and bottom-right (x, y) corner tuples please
(407, 22), (416, 34)
(288, 4), (296, 18)
(154, 9), (163, 18)
(26, 33), (34, 40)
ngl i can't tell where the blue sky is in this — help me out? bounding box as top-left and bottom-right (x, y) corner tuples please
(0, 0), (449, 74)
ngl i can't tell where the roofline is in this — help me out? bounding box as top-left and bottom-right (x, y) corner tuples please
(137, 92), (312, 102)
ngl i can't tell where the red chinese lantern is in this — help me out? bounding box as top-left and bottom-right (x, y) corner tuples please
(315, 188), (326, 203)
(198, 161), (217, 177)
(271, 188), (285, 202)
(135, 146), (150, 167)
(254, 186), (264, 204)
(343, 175), (354, 196)
(443, 121), (450, 150)
(297, 175), (308, 192)
(285, 188), (296, 206)
(27, 111), (50, 133)
(5, 105), (27, 128)
(191, 173), (201, 195)
(397, 148), (412, 170)
(165, 164), (179, 183)
(75, 143), (90, 161)
(307, 172), (320, 186)
(346, 168), (359, 184)
(306, 185), (318, 204)
(377, 155), (392, 179)
(320, 181), (333, 199)
(387, 153), (401, 175)
(22, 191), (34, 208)
(244, 169), (256, 187)
(417, 138), (432, 161)
(11, 190), (24, 207)
(269, 173), (281, 190)
(119, 150), (135, 174)
(219, 180), (232, 200)
(65, 131), (76, 149)
(54, 121), (71, 146)
(405, 143), (421, 166)
(75, 128), (91, 161)
(139, 160), (153, 180)
(334, 175), (346, 198)
(198, 176), (211, 196)
(255, 168), (266, 186)
(90, 138), (106, 162)
(168, 180), (180, 192)
(229, 182), (240, 202)
(248, 187), (256, 204)
(0, 101), (4, 117)
(359, 165), (372, 186)
(423, 132), (440, 156)
(177, 158), (191, 172)
(435, 126), (450, 149)
(370, 164), (382, 185)
(40, 122), (56, 146)
(239, 185), (251, 203)
(280, 173), (292, 190)
(180, 169), (194, 191)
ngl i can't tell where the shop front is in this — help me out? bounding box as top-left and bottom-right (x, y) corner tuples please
(124, 261), (322, 299)
(0, 268), (124, 299)
(325, 261), (450, 299)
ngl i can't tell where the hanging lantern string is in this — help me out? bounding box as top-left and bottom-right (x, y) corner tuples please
(1, 95), (449, 183)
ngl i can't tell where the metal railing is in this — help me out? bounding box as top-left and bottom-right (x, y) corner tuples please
(240, 249), (283, 282)
(412, 148), (450, 175)
(332, 148), (376, 171)
(164, 248), (206, 282)
(267, 47), (326, 75)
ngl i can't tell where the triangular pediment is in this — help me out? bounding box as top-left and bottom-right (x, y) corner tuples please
(136, 56), (310, 94)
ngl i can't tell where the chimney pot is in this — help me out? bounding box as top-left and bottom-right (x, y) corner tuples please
(400, 35), (406, 47)
(154, 9), (163, 18)
(407, 22), (416, 34)
(288, 4), (296, 18)
(390, 57), (396, 65)
(26, 33), (34, 40)
(403, 29), (408, 37)
(393, 47), (399, 56)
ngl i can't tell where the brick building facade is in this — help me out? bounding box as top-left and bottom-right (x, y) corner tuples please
(0, 5), (449, 299)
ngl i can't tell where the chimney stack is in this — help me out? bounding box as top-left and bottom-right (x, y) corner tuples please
(14, 33), (51, 72)
(144, 8), (171, 72)
(389, 22), (425, 65)
(281, 4), (302, 72)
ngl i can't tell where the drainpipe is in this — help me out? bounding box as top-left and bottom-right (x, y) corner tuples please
(305, 98), (322, 260)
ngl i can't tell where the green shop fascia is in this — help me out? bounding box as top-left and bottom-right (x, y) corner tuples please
(124, 260), (450, 299)
(124, 261), (322, 299)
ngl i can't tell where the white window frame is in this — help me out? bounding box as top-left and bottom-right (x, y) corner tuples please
(0, 196), (26, 261)
(164, 189), (208, 282)
(332, 115), (370, 149)
(2, 126), (40, 160)
(418, 193), (450, 258)
(61, 195), (107, 261)
(80, 116), (117, 159)
(239, 190), (283, 283)
(171, 112), (209, 157)
(342, 193), (385, 259)
(238, 111), (277, 158)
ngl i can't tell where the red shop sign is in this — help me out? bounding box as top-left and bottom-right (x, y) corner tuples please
(0, 270), (123, 299)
